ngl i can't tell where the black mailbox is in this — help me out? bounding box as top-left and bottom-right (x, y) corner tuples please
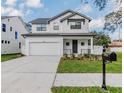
(109, 52), (117, 61)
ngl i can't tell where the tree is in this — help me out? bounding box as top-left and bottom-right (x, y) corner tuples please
(92, 31), (111, 45)
(81, 0), (122, 32)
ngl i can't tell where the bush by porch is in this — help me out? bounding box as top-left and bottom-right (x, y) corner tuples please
(57, 52), (122, 73)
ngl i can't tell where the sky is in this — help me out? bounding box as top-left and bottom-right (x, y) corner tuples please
(1, 0), (122, 40)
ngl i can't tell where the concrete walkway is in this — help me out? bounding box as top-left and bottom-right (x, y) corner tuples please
(54, 73), (122, 87)
(2, 56), (60, 93)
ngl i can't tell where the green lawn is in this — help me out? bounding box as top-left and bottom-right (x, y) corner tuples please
(52, 87), (122, 93)
(1, 53), (23, 62)
(57, 52), (122, 73)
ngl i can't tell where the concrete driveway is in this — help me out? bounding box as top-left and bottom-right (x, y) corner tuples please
(2, 56), (60, 93)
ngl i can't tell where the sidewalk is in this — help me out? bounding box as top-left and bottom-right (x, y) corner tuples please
(54, 73), (122, 87)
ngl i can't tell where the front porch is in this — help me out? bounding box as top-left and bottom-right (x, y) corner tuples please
(63, 37), (93, 56)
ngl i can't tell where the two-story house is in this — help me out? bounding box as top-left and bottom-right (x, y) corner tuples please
(22, 10), (94, 56)
(1, 16), (30, 54)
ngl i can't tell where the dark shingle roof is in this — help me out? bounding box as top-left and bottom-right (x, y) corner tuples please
(1, 16), (18, 19)
(30, 18), (51, 24)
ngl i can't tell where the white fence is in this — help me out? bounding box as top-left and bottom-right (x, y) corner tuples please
(110, 47), (122, 52)
(93, 46), (103, 55)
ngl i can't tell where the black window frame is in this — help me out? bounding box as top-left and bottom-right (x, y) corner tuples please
(10, 27), (12, 31)
(37, 24), (46, 31)
(88, 39), (91, 45)
(1, 40), (4, 44)
(15, 31), (18, 39)
(66, 42), (70, 46)
(5, 40), (7, 44)
(53, 25), (59, 30)
(81, 42), (85, 46)
(8, 41), (10, 44)
(2, 24), (6, 32)
(70, 21), (81, 29)
(19, 42), (21, 49)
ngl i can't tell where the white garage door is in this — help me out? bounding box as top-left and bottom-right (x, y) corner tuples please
(29, 42), (61, 55)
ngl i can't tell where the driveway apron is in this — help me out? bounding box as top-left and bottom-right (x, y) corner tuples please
(2, 56), (60, 93)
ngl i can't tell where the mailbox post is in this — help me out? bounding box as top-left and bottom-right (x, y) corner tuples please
(102, 45), (117, 90)
(102, 45), (107, 90)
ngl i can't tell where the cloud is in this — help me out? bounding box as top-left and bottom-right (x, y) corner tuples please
(5, 0), (16, 6)
(75, 4), (92, 13)
(1, 6), (23, 16)
(26, 0), (44, 8)
(89, 18), (105, 29)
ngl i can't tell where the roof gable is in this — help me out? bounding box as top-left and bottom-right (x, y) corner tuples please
(60, 11), (91, 22)
(48, 10), (91, 23)
(48, 10), (74, 23)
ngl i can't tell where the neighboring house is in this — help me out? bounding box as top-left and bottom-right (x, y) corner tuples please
(22, 10), (95, 56)
(1, 16), (29, 54)
(109, 40), (122, 52)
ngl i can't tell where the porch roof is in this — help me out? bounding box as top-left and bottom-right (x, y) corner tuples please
(22, 33), (95, 37)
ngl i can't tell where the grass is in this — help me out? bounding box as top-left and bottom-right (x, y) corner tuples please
(1, 53), (23, 62)
(57, 52), (122, 73)
(52, 86), (122, 93)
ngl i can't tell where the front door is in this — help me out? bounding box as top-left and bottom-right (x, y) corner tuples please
(72, 40), (78, 53)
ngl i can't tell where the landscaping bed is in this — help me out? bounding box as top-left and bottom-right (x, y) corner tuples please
(57, 52), (122, 73)
(52, 86), (122, 93)
(1, 53), (24, 62)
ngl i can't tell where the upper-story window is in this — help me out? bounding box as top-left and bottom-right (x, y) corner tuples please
(88, 39), (91, 45)
(37, 24), (46, 31)
(2, 24), (6, 32)
(10, 27), (12, 31)
(53, 25), (59, 30)
(70, 21), (81, 29)
(15, 31), (18, 39)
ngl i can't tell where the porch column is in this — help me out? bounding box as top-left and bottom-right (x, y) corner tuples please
(90, 37), (93, 54)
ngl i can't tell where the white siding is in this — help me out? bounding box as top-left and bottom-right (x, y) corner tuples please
(1, 17), (28, 54)
(31, 12), (90, 33)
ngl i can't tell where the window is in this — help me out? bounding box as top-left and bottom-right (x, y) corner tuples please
(37, 24), (46, 31)
(10, 27), (12, 31)
(19, 42), (21, 49)
(53, 25), (59, 30)
(5, 40), (7, 44)
(66, 42), (70, 46)
(83, 19), (85, 25)
(8, 41), (10, 44)
(88, 39), (91, 45)
(2, 24), (6, 32)
(15, 31), (18, 39)
(81, 42), (85, 46)
(1, 40), (4, 44)
(70, 21), (81, 29)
